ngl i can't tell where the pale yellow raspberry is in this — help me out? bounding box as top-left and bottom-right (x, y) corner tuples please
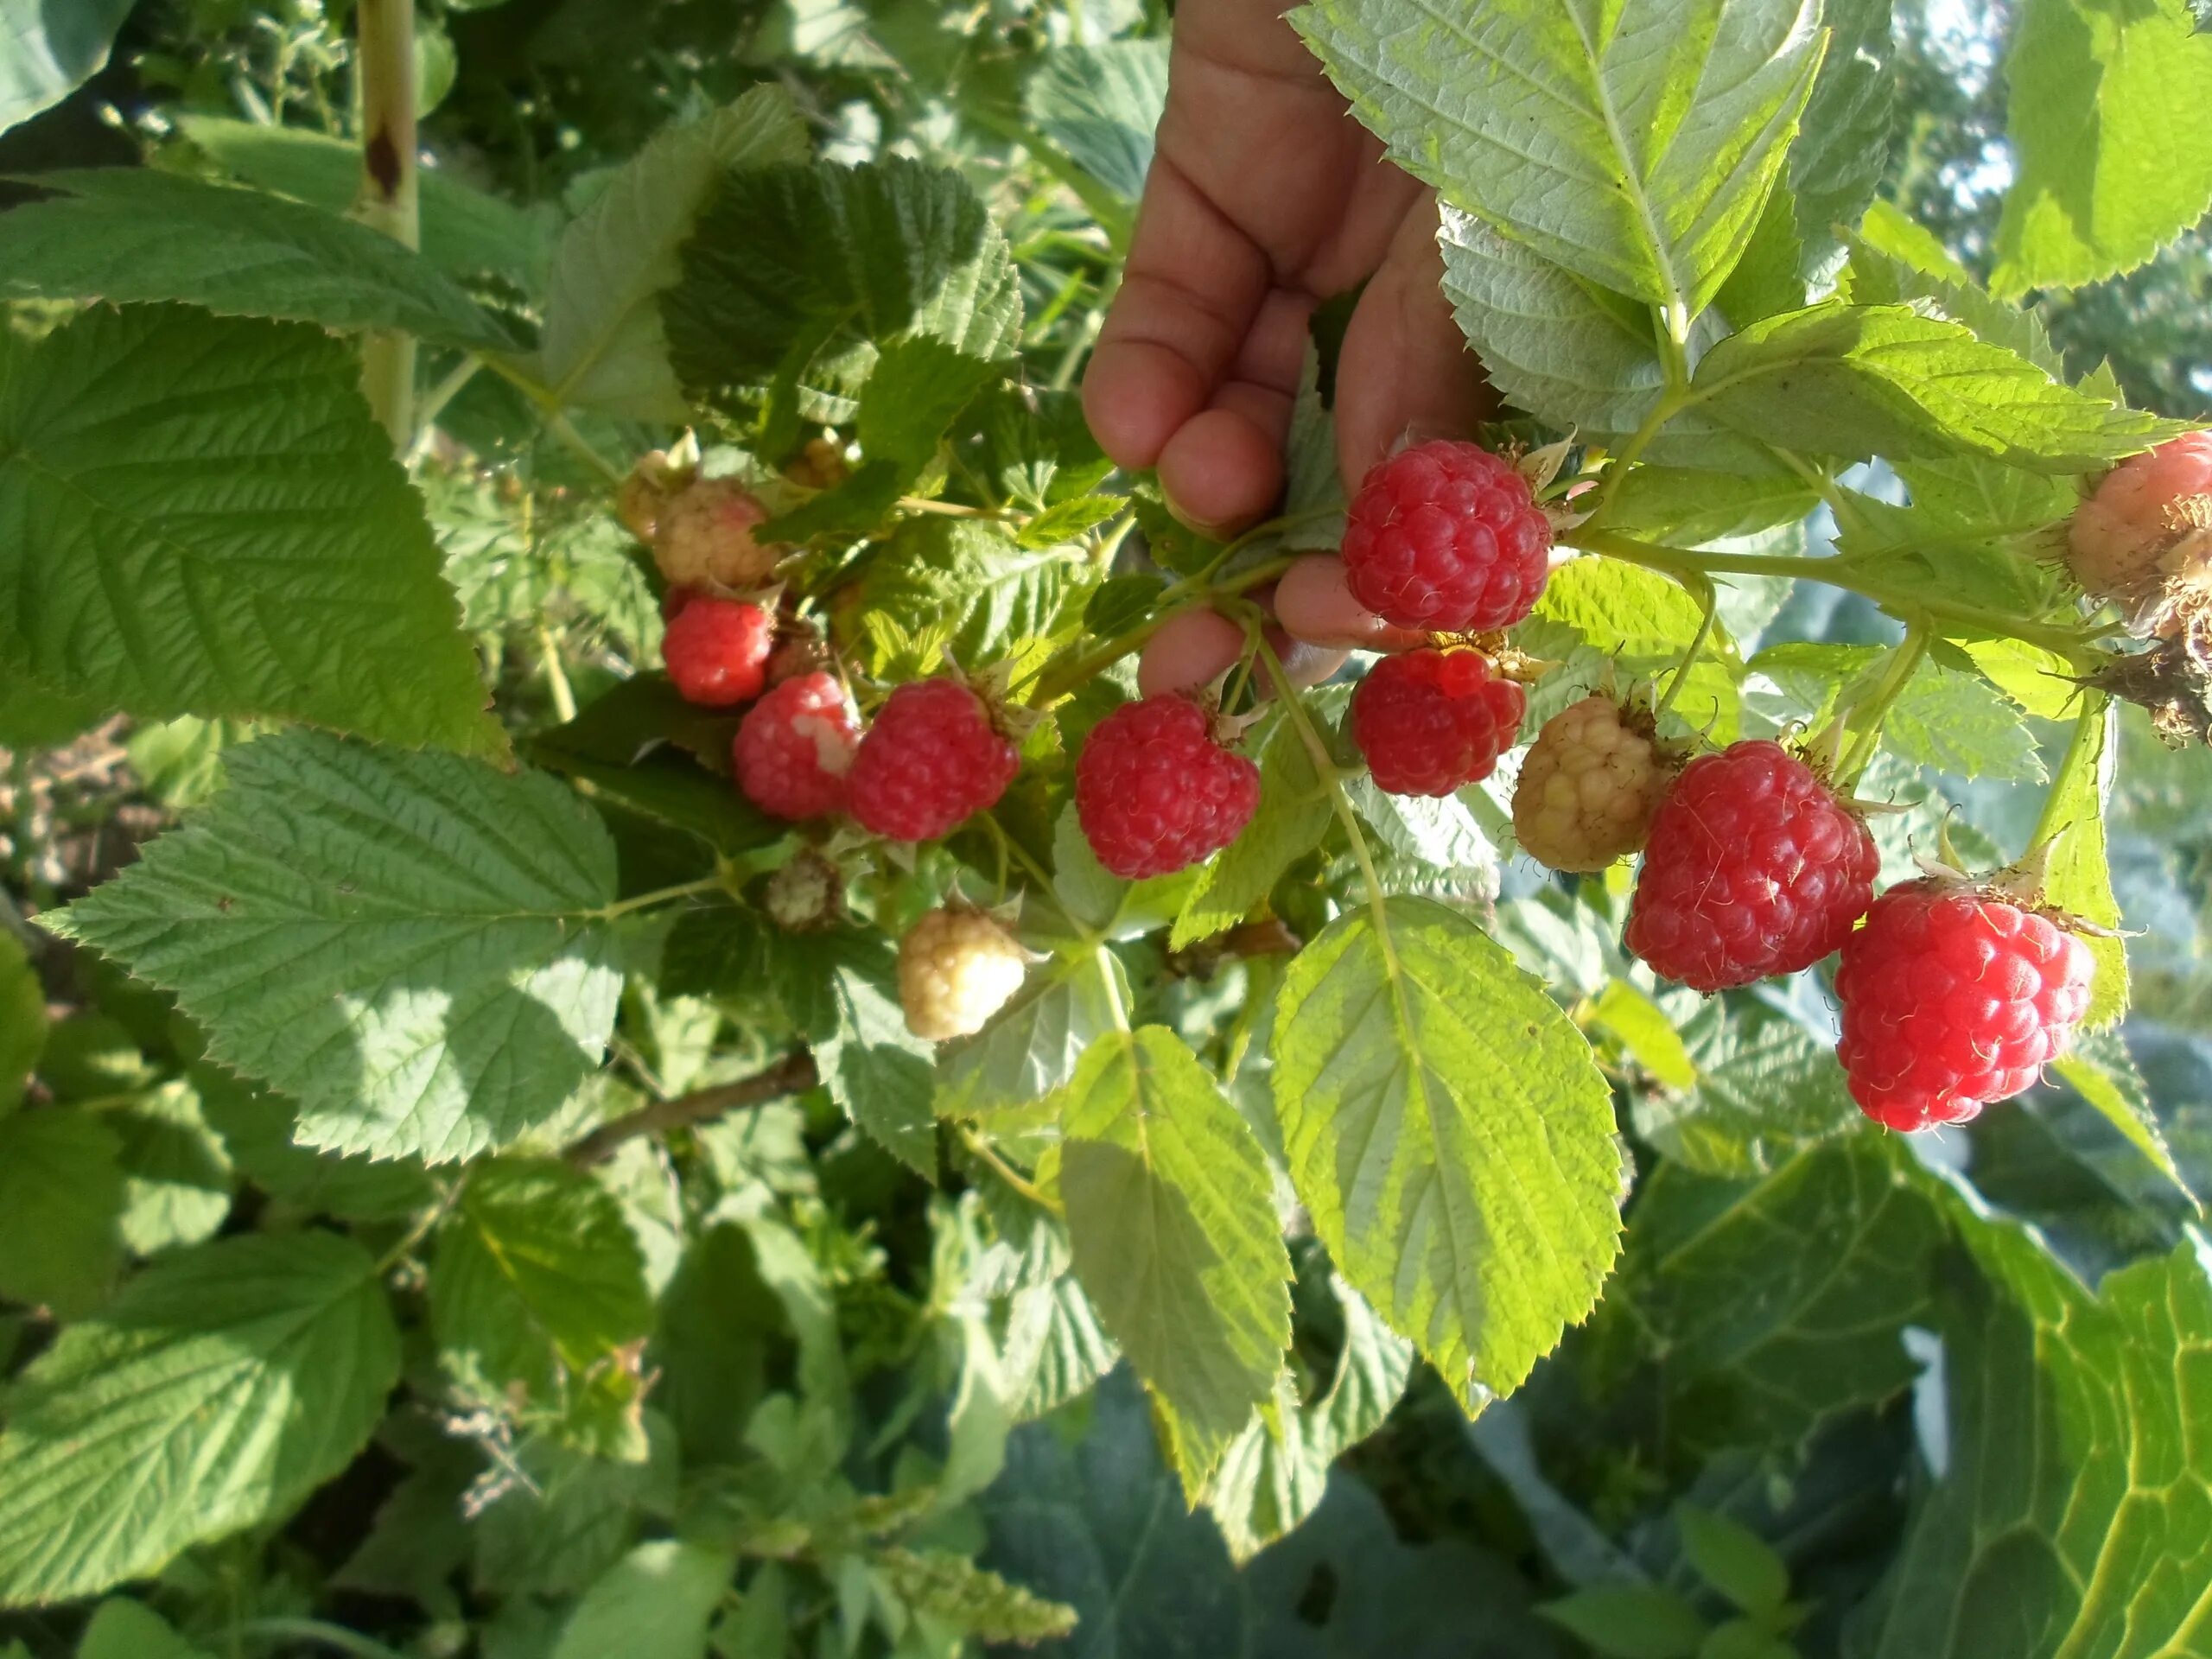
(1511, 695), (1675, 872)
(897, 909), (1027, 1041)
(652, 477), (779, 591)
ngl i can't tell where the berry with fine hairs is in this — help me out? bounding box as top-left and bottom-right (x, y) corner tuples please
(849, 679), (1020, 842)
(653, 476), (779, 591)
(733, 671), (860, 822)
(2067, 432), (2212, 627)
(1350, 648), (1524, 797)
(1076, 695), (1261, 879)
(662, 595), (774, 708)
(1624, 741), (1878, 992)
(899, 907), (1029, 1041)
(1339, 440), (1553, 632)
(1512, 695), (1675, 871)
(1834, 879), (2094, 1132)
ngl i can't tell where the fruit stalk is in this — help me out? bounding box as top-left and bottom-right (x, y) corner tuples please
(353, 0), (419, 450)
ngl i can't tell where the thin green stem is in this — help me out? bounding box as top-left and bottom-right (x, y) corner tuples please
(545, 410), (625, 487)
(959, 1125), (1062, 1214)
(1026, 550), (1298, 705)
(537, 623), (577, 724)
(896, 494), (1007, 521)
(407, 353), (483, 461)
(1255, 640), (1393, 963)
(2031, 696), (2109, 850)
(373, 1171), (467, 1274)
(227, 1617), (416, 1659)
(353, 0), (417, 451)
(1653, 575), (1717, 720)
(595, 874), (727, 922)
(1591, 388), (1687, 520)
(1095, 948), (1132, 1032)
(1838, 623), (1929, 785)
(1767, 447), (1874, 541)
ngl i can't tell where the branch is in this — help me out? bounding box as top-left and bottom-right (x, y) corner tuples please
(564, 1052), (818, 1166)
(354, 0), (419, 448)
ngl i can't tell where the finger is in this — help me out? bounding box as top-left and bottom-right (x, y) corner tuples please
(1333, 194), (1497, 497)
(1083, 156), (1271, 470)
(1156, 286), (1315, 532)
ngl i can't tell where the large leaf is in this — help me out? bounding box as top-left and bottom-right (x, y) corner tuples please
(1853, 1206), (2212, 1658)
(1270, 897), (1623, 1408)
(49, 732), (624, 1164)
(1058, 1027), (1292, 1495)
(0, 0), (133, 136)
(1297, 0), (1822, 318)
(780, 929), (939, 1174)
(1687, 301), (2185, 472)
(1628, 998), (1861, 1179)
(0, 1109), (124, 1314)
(0, 1232), (399, 1605)
(0, 171), (514, 352)
(1026, 40), (1172, 206)
(1992, 0), (2212, 297)
(1618, 1139), (1941, 1456)
(535, 90), (809, 421)
(849, 518), (1084, 681)
(1788, 0), (1894, 269)
(0, 306), (501, 757)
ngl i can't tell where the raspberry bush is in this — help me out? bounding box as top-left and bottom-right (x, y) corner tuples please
(1, 2), (2210, 1656)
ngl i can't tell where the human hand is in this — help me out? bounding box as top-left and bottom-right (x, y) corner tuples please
(1080, 0), (1493, 537)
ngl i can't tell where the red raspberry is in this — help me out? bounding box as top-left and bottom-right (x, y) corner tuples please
(1349, 648), (1523, 797)
(662, 595), (773, 708)
(1075, 695), (1261, 879)
(848, 679), (1020, 842)
(1624, 741), (1878, 992)
(733, 671), (859, 821)
(1339, 441), (1553, 632)
(1835, 880), (2094, 1131)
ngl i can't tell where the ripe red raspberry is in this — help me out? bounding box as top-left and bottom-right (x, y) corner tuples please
(654, 477), (779, 591)
(848, 679), (1020, 842)
(662, 595), (773, 708)
(1624, 741), (1878, 992)
(1349, 648), (1524, 797)
(1835, 880), (2095, 1132)
(1075, 695), (1261, 879)
(1339, 441), (1553, 632)
(899, 907), (1029, 1040)
(733, 671), (859, 821)
(2067, 433), (2212, 627)
(1512, 695), (1675, 872)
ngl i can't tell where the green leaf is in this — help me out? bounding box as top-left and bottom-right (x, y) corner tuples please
(1026, 41), (1170, 207)
(552, 1539), (735, 1659)
(1528, 559), (1739, 736)
(537, 90), (809, 420)
(1687, 301), (2186, 473)
(1630, 999), (1860, 1179)
(0, 307), (502, 757)
(2042, 700), (2128, 1029)
(849, 519), (1082, 681)
(1617, 1140), (1940, 1456)
(665, 158), (1021, 418)
(1296, 0), (1821, 317)
(1992, 0), (2212, 297)
(1058, 1027), (1292, 1496)
(1271, 897), (1623, 1408)
(196, 1070), (434, 1223)
(0, 932), (42, 1104)
(175, 113), (553, 285)
(784, 930), (940, 1175)
(1048, 804), (1200, 943)
(1605, 464), (1818, 546)
(1855, 1205), (2212, 1658)
(1173, 711), (1333, 950)
(935, 955), (1123, 1120)
(49, 732), (624, 1165)
(1540, 1585), (1708, 1659)
(431, 1159), (654, 1422)
(0, 171), (514, 352)
(1787, 0), (1894, 269)
(0, 1109), (124, 1314)
(1747, 641), (2044, 782)
(111, 1080), (233, 1256)
(1677, 1506), (1788, 1618)
(0, 0), (132, 136)
(0, 676), (106, 748)
(1847, 200), (2063, 376)
(2050, 1025), (2187, 1201)
(0, 1231), (399, 1605)
(1590, 979), (1698, 1092)
(76, 1601), (213, 1659)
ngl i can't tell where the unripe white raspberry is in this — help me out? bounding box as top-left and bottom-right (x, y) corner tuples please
(1511, 695), (1675, 872)
(653, 477), (779, 591)
(897, 908), (1027, 1041)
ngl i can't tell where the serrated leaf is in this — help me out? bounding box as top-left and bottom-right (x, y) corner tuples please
(0, 0), (132, 137)
(936, 955), (1122, 1119)
(1271, 897), (1623, 1408)
(2050, 1026), (2186, 1200)
(2042, 699), (2128, 1029)
(0, 171), (514, 352)
(1590, 979), (1697, 1091)
(1677, 1506), (1788, 1618)
(1058, 1027), (1292, 1497)
(535, 90), (808, 419)
(1848, 200), (2062, 375)
(50, 732), (624, 1165)
(849, 519), (1082, 680)
(1992, 0), (2212, 298)
(1687, 301), (2186, 472)
(1618, 1140), (1940, 1456)
(196, 1069), (434, 1223)
(0, 306), (501, 757)
(1605, 464), (1817, 546)
(1026, 41), (1169, 207)
(1788, 0), (1894, 270)
(552, 1539), (734, 1659)
(1630, 999), (1859, 1179)
(1173, 712), (1332, 950)
(782, 929), (939, 1175)
(1019, 493), (1125, 551)
(111, 1080), (233, 1256)
(431, 1159), (654, 1420)
(0, 1109), (124, 1314)
(1526, 558), (1739, 736)
(1297, 0), (1821, 318)
(0, 1231), (398, 1605)
(1048, 804), (1199, 942)
(1855, 1202), (2212, 1657)
(1747, 641), (2044, 782)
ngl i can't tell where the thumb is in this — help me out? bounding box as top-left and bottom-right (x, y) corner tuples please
(1332, 193), (1496, 497)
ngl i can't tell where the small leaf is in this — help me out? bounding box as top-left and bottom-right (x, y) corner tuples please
(1677, 1506), (1789, 1618)
(2041, 699), (2128, 1029)
(551, 1540), (735, 1659)
(50, 732), (625, 1165)
(783, 930), (939, 1175)
(1173, 711), (1332, 950)
(75, 1601), (213, 1659)
(1058, 1027), (1292, 1497)
(0, 1232), (399, 1605)
(1539, 1586), (1708, 1659)
(1590, 979), (1697, 1092)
